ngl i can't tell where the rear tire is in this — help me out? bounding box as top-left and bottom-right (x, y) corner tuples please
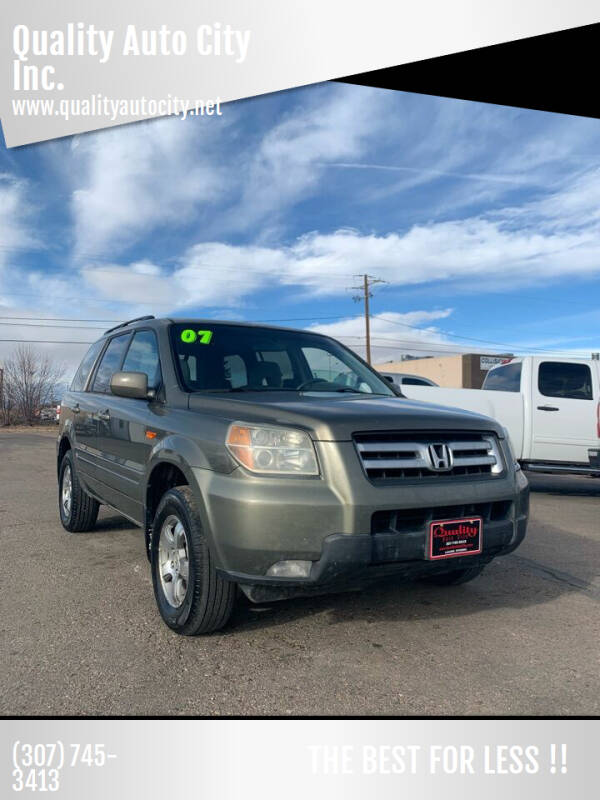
(151, 486), (235, 635)
(58, 450), (99, 532)
(422, 564), (485, 586)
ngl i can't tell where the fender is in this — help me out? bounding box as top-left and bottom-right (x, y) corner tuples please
(142, 434), (235, 563)
(56, 430), (74, 476)
(149, 432), (236, 474)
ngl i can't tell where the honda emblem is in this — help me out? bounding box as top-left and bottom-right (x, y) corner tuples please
(428, 443), (453, 471)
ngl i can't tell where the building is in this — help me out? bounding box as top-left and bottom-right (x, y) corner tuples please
(375, 353), (513, 389)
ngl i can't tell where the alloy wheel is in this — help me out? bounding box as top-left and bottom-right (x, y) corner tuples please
(61, 464), (72, 519)
(158, 514), (190, 608)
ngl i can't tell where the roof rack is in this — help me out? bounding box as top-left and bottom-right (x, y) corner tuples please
(104, 315), (155, 335)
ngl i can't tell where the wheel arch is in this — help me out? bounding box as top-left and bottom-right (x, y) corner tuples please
(144, 454), (205, 559)
(57, 434), (72, 477)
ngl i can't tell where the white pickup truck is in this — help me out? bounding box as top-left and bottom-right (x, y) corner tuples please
(402, 356), (600, 476)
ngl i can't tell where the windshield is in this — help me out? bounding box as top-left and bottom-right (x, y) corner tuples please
(170, 323), (395, 395)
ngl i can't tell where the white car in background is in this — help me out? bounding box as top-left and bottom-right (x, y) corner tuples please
(380, 372), (439, 388)
(402, 356), (600, 476)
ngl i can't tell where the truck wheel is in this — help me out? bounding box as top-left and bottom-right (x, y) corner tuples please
(58, 450), (99, 532)
(151, 486), (235, 635)
(422, 565), (485, 585)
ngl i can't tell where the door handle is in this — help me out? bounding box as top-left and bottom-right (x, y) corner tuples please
(537, 405), (559, 411)
(97, 409), (111, 422)
(72, 403), (80, 414)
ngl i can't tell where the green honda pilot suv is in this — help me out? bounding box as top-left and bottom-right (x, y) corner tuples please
(57, 316), (529, 634)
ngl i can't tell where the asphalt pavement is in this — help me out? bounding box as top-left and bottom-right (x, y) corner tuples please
(1, 430), (598, 716)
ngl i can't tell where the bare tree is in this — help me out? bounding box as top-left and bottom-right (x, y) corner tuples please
(0, 365), (16, 426)
(2, 346), (65, 425)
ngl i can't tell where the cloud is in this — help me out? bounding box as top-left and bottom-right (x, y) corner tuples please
(4, 88), (600, 375)
(80, 261), (175, 308)
(67, 84), (390, 254)
(167, 163), (600, 304)
(309, 309), (456, 363)
(72, 159), (600, 313)
(0, 175), (39, 273)
(231, 84), (390, 229)
(70, 116), (226, 257)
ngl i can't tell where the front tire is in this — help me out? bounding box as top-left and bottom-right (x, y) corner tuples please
(151, 486), (235, 635)
(58, 450), (99, 532)
(422, 564), (485, 585)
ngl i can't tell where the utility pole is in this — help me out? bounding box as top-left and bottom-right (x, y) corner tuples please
(351, 274), (386, 364)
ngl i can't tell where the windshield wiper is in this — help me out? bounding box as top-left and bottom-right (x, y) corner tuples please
(195, 386), (388, 395)
(196, 386), (298, 393)
(304, 386), (379, 394)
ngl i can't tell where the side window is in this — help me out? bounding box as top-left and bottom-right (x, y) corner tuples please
(122, 330), (161, 389)
(91, 334), (131, 394)
(224, 354), (247, 388)
(301, 346), (373, 392)
(70, 339), (105, 392)
(483, 362), (522, 392)
(403, 377), (430, 386)
(302, 347), (352, 383)
(258, 350), (294, 382)
(538, 362), (593, 400)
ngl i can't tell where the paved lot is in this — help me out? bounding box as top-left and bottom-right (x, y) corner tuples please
(1, 431), (599, 716)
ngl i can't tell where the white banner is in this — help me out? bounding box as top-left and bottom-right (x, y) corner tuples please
(1, 719), (595, 799)
(1, 0), (599, 146)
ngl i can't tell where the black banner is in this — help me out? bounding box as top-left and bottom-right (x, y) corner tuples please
(337, 23), (600, 119)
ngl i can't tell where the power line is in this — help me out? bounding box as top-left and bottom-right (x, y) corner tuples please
(335, 335), (593, 358)
(374, 315), (577, 356)
(0, 331), (593, 359)
(0, 315), (119, 323)
(0, 314), (352, 328)
(0, 312), (595, 357)
(0, 339), (94, 345)
(0, 321), (108, 330)
(367, 331), (598, 357)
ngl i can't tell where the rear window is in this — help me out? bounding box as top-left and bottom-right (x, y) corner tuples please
(91, 334), (131, 394)
(483, 362), (522, 392)
(121, 329), (162, 389)
(538, 362), (593, 400)
(70, 339), (105, 392)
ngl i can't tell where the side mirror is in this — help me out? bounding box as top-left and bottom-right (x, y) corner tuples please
(382, 375), (395, 383)
(110, 371), (150, 399)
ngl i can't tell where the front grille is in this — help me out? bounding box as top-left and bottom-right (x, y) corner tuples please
(354, 430), (504, 481)
(372, 501), (514, 535)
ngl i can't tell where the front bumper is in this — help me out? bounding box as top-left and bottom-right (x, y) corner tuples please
(219, 512), (528, 601)
(191, 441), (529, 599)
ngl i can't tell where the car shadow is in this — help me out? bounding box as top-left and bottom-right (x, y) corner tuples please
(94, 513), (137, 532)
(226, 552), (591, 635)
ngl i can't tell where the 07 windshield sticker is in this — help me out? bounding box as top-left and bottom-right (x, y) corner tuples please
(180, 329), (213, 345)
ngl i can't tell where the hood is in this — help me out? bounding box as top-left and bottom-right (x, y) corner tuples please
(187, 391), (504, 441)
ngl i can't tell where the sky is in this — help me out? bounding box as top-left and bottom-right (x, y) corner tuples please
(1, 82), (599, 379)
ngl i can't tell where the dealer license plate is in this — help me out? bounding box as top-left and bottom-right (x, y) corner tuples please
(428, 517), (482, 560)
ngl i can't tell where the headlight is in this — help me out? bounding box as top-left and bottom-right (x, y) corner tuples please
(226, 423), (319, 475)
